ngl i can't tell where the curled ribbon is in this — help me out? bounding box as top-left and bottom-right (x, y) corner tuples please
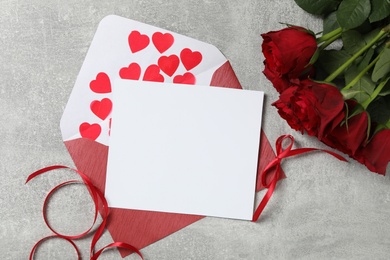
(27, 135), (346, 257)
(26, 165), (143, 259)
(252, 135), (347, 222)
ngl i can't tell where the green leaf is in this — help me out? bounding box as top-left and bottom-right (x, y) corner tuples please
(374, 124), (388, 135)
(379, 79), (390, 96)
(369, 0), (390, 23)
(323, 11), (339, 34)
(309, 48), (321, 65)
(367, 95), (390, 124)
(344, 65), (375, 93)
(336, 0), (371, 30)
(353, 19), (373, 34)
(357, 47), (375, 71)
(341, 89), (366, 99)
(318, 49), (352, 76)
(348, 103), (365, 118)
(294, 0), (342, 15)
(357, 29), (384, 71)
(342, 30), (365, 55)
(372, 48), (390, 82)
(363, 28), (382, 45)
(344, 64), (376, 103)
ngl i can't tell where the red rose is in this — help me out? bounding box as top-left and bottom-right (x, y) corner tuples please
(353, 129), (390, 175)
(272, 79), (344, 139)
(320, 100), (369, 157)
(261, 26), (317, 93)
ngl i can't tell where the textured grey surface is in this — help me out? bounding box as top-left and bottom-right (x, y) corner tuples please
(1, 0), (390, 259)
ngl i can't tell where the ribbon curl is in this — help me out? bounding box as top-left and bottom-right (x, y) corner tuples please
(26, 135), (347, 257)
(252, 135), (347, 222)
(26, 165), (143, 259)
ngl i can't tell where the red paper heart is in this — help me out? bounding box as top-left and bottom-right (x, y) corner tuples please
(90, 98), (112, 120)
(90, 72), (111, 93)
(152, 32), (174, 54)
(173, 72), (196, 85)
(79, 123), (101, 141)
(180, 48), (202, 71)
(128, 30), (150, 53)
(158, 55), (180, 77)
(143, 64), (164, 82)
(119, 63), (141, 80)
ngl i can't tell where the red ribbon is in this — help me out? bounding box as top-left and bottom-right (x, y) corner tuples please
(27, 135), (347, 257)
(26, 165), (143, 259)
(252, 135), (347, 222)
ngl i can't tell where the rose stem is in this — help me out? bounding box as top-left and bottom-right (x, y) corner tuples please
(324, 26), (389, 83)
(361, 77), (390, 110)
(341, 53), (381, 91)
(316, 27), (343, 44)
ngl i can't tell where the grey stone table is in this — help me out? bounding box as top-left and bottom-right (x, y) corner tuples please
(1, 1), (389, 259)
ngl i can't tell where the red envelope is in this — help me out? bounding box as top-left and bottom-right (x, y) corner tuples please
(61, 16), (284, 257)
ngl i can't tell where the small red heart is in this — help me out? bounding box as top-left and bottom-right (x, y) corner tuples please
(180, 48), (202, 71)
(158, 55), (179, 77)
(79, 122), (101, 141)
(90, 72), (111, 93)
(119, 63), (141, 80)
(143, 64), (164, 82)
(128, 30), (150, 53)
(152, 32), (174, 54)
(90, 98), (112, 120)
(173, 72), (196, 85)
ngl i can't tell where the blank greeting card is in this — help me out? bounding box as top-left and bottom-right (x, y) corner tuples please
(105, 80), (264, 220)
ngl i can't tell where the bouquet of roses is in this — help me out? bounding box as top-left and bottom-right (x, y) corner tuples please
(261, 0), (390, 175)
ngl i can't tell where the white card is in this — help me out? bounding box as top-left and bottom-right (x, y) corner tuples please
(105, 81), (264, 220)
